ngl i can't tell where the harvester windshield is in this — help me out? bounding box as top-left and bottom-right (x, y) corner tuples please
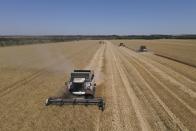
(73, 78), (85, 83)
(71, 72), (90, 82)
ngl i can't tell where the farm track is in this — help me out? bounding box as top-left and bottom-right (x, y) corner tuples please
(0, 40), (196, 131)
(108, 43), (151, 130)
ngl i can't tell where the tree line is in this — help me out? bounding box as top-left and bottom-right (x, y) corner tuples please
(1, 35), (196, 47)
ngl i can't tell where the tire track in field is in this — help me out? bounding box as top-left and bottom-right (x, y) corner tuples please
(83, 44), (105, 131)
(117, 48), (180, 130)
(143, 53), (196, 91)
(109, 42), (152, 131)
(140, 54), (196, 97)
(107, 43), (132, 130)
(119, 47), (195, 130)
(0, 70), (46, 97)
(0, 44), (94, 97)
(107, 43), (143, 130)
(122, 48), (196, 114)
(117, 49), (168, 130)
(141, 52), (196, 81)
(134, 54), (196, 106)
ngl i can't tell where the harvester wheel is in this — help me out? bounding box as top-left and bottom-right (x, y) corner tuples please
(85, 95), (94, 99)
(98, 99), (105, 111)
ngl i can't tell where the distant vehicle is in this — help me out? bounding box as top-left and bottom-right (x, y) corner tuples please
(119, 43), (125, 47)
(99, 41), (105, 44)
(138, 45), (148, 52)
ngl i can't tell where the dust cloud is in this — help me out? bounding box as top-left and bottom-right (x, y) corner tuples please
(33, 45), (75, 75)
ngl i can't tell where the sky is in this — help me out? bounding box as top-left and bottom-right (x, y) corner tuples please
(0, 0), (196, 35)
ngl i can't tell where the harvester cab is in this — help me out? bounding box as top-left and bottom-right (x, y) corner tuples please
(68, 70), (96, 97)
(45, 70), (105, 111)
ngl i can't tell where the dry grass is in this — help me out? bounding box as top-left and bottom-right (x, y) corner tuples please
(0, 40), (196, 131)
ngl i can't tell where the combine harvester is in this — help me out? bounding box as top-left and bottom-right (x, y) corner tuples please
(119, 43), (126, 47)
(45, 70), (105, 111)
(138, 45), (148, 52)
